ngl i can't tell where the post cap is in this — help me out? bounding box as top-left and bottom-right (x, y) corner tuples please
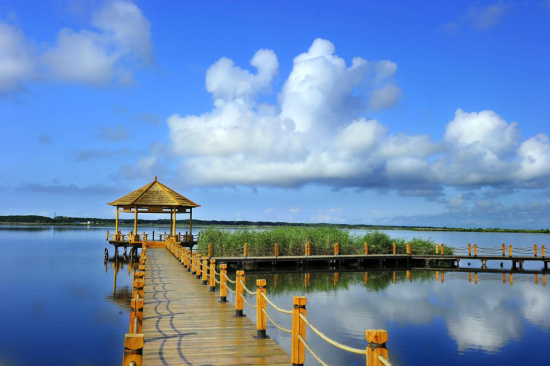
(366, 330), (388, 344)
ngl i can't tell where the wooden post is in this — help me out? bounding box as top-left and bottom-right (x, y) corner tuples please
(255, 279), (268, 339)
(365, 242), (369, 255)
(132, 279), (144, 299)
(115, 208), (119, 237)
(393, 243), (396, 255)
(189, 207), (193, 238)
(366, 330), (389, 366)
(244, 243), (249, 258)
(195, 254), (202, 279)
(334, 242), (339, 256)
(235, 270), (245, 317)
(173, 210), (177, 238)
(502, 243), (505, 256)
(474, 244), (478, 256)
(275, 243), (279, 258)
(305, 241), (311, 256)
(209, 259), (216, 292)
(291, 296), (307, 366)
(201, 258), (208, 285)
(134, 207), (138, 235)
(129, 298), (144, 334)
(208, 243), (213, 258)
(534, 244), (538, 257)
(441, 244), (445, 256)
(191, 253), (196, 274)
(106, 230), (110, 241)
(406, 243), (410, 255)
(220, 263), (228, 302)
(435, 243), (439, 254)
(509, 245), (513, 257)
(468, 243), (471, 256)
(122, 333), (144, 366)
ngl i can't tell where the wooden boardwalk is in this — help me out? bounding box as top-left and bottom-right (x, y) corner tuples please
(142, 248), (289, 366)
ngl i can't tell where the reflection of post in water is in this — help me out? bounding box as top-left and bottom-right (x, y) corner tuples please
(393, 271), (396, 284)
(535, 274), (538, 285)
(441, 272), (444, 284)
(469, 272), (472, 283)
(274, 274), (278, 288)
(364, 272), (368, 285)
(436, 271), (439, 281)
(510, 273), (513, 286)
(475, 272), (478, 284)
(333, 273), (339, 286)
(113, 260), (118, 296)
(304, 273), (310, 288)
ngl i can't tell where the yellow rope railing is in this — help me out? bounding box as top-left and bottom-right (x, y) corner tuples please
(261, 292), (293, 314)
(298, 334), (329, 366)
(261, 308), (292, 334)
(240, 279), (256, 296)
(299, 313), (367, 355)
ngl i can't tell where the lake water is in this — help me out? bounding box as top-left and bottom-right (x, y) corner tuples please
(1, 226), (549, 365)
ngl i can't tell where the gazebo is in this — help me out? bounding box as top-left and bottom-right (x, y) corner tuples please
(107, 177), (200, 249)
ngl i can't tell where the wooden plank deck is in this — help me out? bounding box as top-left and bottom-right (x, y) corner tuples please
(142, 248), (289, 366)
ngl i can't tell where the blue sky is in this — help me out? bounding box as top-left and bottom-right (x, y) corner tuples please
(1, 0), (550, 228)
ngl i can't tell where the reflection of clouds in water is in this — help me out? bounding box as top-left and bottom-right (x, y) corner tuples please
(308, 273), (549, 354)
(519, 284), (550, 329)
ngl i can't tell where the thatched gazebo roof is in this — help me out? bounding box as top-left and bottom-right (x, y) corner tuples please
(109, 177), (200, 210)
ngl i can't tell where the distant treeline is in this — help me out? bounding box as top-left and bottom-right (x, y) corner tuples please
(0, 215), (549, 233)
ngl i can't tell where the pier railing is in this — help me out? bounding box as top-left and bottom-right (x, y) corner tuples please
(107, 230), (196, 243)
(122, 242), (147, 366)
(166, 239), (393, 366)
(200, 241), (547, 258)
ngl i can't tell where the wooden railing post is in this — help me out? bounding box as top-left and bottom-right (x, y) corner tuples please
(474, 244), (478, 256)
(365, 242), (369, 255)
(468, 243), (471, 256)
(220, 263), (228, 302)
(129, 298), (144, 334)
(435, 243), (439, 254)
(366, 330), (389, 366)
(132, 279), (144, 299)
(441, 244), (445, 256)
(334, 242), (339, 256)
(534, 244), (538, 257)
(509, 245), (513, 257)
(235, 270), (245, 317)
(291, 296), (307, 366)
(275, 243), (279, 258)
(305, 241), (311, 256)
(209, 259), (216, 292)
(201, 258), (209, 285)
(244, 243), (249, 258)
(195, 254), (202, 279)
(393, 243), (396, 255)
(502, 243), (505, 256)
(255, 279), (268, 339)
(122, 333), (144, 366)
(208, 243), (213, 258)
(106, 231), (110, 241)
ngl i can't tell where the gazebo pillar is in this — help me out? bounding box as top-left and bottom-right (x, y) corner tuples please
(173, 209), (177, 237)
(189, 208), (193, 238)
(134, 207), (138, 235)
(115, 208), (119, 236)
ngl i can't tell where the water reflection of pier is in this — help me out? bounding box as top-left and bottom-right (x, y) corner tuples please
(243, 267), (548, 289)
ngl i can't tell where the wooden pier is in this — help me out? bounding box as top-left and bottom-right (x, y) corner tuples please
(141, 248), (289, 365)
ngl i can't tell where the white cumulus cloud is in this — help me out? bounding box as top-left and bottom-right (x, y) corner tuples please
(157, 39), (550, 196)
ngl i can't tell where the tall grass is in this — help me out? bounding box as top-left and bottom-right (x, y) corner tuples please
(196, 227), (443, 257)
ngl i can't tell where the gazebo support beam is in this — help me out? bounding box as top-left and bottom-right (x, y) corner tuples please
(189, 208), (193, 238)
(173, 209), (177, 237)
(115, 208), (119, 235)
(134, 208), (138, 235)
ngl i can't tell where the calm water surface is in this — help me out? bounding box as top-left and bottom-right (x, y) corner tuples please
(1, 226), (549, 365)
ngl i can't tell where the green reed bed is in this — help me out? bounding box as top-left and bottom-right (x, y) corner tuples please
(196, 226), (447, 257)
